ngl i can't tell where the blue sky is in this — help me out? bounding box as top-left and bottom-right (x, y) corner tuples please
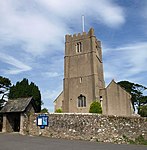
(0, 0), (147, 112)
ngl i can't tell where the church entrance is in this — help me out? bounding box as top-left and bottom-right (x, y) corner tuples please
(7, 113), (20, 132)
(14, 116), (20, 132)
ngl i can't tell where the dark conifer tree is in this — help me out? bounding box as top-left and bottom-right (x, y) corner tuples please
(118, 81), (147, 116)
(9, 78), (42, 112)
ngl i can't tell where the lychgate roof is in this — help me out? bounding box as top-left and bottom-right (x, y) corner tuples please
(0, 97), (33, 113)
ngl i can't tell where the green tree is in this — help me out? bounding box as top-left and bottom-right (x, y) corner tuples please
(117, 81), (147, 115)
(138, 105), (147, 117)
(9, 78), (42, 112)
(89, 101), (102, 114)
(0, 76), (11, 110)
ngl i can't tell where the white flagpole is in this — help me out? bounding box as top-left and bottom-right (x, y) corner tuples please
(82, 15), (85, 32)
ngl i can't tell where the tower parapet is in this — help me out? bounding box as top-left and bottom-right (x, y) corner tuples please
(65, 28), (95, 42)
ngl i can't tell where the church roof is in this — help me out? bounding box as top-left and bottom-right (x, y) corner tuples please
(54, 91), (63, 102)
(0, 97), (34, 113)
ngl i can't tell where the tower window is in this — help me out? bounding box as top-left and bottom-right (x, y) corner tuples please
(78, 94), (86, 107)
(76, 42), (82, 53)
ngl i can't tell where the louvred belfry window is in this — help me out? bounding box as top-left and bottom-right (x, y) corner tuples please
(76, 42), (82, 53)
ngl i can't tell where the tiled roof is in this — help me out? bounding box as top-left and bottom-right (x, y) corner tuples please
(0, 97), (33, 113)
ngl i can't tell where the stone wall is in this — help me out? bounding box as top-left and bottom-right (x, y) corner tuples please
(20, 103), (35, 135)
(28, 113), (147, 144)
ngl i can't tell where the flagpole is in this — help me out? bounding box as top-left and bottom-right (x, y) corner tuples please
(82, 15), (85, 32)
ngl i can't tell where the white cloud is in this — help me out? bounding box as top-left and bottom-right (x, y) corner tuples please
(43, 72), (61, 78)
(115, 42), (147, 72)
(40, 0), (125, 27)
(0, 0), (125, 56)
(92, 0), (125, 27)
(104, 42), (147, 83)
(0, 52), (32, 74)
(0, 0), (66, 56)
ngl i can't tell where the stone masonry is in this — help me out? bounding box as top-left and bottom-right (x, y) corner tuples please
(28, 113), (147, 144)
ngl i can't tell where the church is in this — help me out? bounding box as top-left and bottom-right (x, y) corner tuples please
(54, 28), (134, 116)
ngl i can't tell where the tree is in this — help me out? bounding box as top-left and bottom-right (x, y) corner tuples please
(138, 105), (147, 117)
(89, 101), (102, 114)
(0, 76), (11, 110)
(9, 78), (42, 112)
(117, 81), (147, 115)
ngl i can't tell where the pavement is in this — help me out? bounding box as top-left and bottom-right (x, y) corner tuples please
(0, 133), (146, 150)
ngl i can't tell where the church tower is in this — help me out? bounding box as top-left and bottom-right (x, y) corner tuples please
(63, 28), (105, 112)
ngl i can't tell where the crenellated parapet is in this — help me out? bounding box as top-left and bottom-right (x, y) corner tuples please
(65, 28), (95, 42)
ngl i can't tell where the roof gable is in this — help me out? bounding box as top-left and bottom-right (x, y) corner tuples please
(106, 80), (131, 97)
(54, 91), (63, 102)
(106, 79), (116, 89)
(0, 97), (34, 113)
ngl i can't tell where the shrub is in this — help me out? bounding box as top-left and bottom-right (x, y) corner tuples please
(55, 108), (62, 113)
(138, 105), (147, 117)
(41, 108), (48, 113)
(89, 101), (102, 114)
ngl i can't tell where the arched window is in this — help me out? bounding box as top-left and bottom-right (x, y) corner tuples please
(78, 94), (86, 107)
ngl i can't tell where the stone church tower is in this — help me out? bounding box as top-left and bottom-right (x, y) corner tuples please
(54, 28), (134, 116)
(63, 28), (105, 112)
